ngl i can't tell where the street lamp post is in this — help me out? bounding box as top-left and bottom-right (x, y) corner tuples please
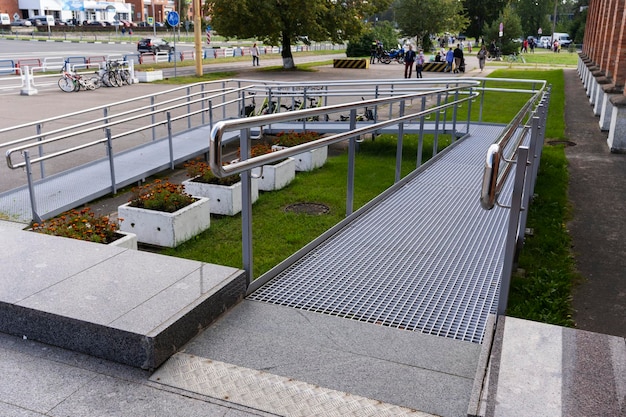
(152, 0), (156, 36)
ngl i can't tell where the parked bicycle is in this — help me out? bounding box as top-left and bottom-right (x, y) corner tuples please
(240, 93), (278, 117)
(506, 53), (526, 64)
(58, 70), (101, 93)
(338, 98), (374, 122)
(99, 60), (132, 88)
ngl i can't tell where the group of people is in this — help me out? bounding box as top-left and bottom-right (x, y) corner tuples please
(402, 45), (426, 78)
(521, 38), (536, 53)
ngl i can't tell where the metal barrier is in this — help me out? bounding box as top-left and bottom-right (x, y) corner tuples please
(479, 85), (551, 315)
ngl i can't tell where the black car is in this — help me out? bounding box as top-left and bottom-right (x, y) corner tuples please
(137, 37), (174, 54)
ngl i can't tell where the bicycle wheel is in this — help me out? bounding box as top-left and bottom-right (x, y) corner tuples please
(104, 71), (121, 87)
(120, 70), (132, 85)
(111, 71), (123, 87)
(58, 77), (76, 93)
(90, 76), (102, 89)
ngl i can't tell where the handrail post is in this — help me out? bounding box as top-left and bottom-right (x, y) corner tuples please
(201, 84), (206, 125)
(497, 146), (530, 316)
(106, 128), (117, 194)
(479, 79), (486, 123)
(395, 100), (405, 182)
(187, 86), (192, 130)
(209, 99), (214, 130)
(417, 96), (426, 168)
(466, 87), (473, 134)
(433, 92), (441, 157)
(167, 112), (174, 170)
(240, 128), (254, 286)
(442, 83), (450, 133)
(516, 116), (541, 255)
(346, 109), (357, 216)
(23, 150), (42, 223)
(36, 123), (45, 179)
(451, 88), (459, 141)
(150, 96), (156, 141)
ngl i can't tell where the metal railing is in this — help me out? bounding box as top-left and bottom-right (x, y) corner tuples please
(1, 77), (544, 226)
(479, 83), (551, 315)
(210, 83), (482, 286)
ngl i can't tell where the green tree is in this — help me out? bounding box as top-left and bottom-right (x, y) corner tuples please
(393, 0), (468, 49)
(346, 21), (398, 57)
(483, 3), (523, 55)
(207, 0), (391, 69)
(514, 0), (552, 38)
(462, 0), (507, 40)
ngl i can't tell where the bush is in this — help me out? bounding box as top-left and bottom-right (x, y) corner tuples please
(32, 208), (119, 244)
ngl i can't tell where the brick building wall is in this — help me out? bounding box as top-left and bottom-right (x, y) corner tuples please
(584, 0), (626, 90)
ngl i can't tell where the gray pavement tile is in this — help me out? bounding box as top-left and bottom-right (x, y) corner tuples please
(0, 230), (125, 304)
(0, 402), (46, 417)
(185, 300), (480, 377)
(17, 249), (202, 327)
(0, 345), (98, 414)
(0, 332), (148, 382)
(47, 374), (255, 417)
(181, 300), (477, 416)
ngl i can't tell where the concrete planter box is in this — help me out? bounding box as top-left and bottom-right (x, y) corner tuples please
(182, 178), (259, 216)
(135, 70), (163, 82)
(109, 230), (138, 250)
(118, 197), (210, 247)
(272, 145), (328, 172)
(252, 157), (296, 191)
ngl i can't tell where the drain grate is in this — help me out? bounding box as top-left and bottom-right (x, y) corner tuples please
(249, 126), (512, 344)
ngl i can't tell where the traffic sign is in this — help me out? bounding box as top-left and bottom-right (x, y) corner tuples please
(166, 11), (179, 27)
(147, 17), (153, 24)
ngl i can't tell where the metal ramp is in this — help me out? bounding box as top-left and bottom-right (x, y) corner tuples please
(0, 125), (213, 223)
(248, 124), (510, 344)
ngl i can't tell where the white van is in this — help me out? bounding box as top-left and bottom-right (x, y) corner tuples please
(552, 32), (572, 47)
(29, 15), (55, 26)
(0, 13), (10, 25)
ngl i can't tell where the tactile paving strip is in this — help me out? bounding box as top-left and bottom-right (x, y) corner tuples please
(151, 353), (437, 417)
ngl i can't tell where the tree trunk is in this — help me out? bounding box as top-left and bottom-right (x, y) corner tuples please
(281, 31), (294, 69)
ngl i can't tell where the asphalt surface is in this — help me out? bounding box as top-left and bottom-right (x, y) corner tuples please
(565, 68), (626, 338)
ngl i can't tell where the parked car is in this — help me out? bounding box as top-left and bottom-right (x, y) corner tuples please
(27, 18), (43, 26)
(10, 19), (32, 26)
(539, 36), (552, 49)
(137, 37), (174, 53)
(84, 20), (106, 27)
(119, 20), (137, 28)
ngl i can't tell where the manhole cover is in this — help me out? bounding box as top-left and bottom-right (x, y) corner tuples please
(284, 202), (330, 215)
(547, 140), (576, 147)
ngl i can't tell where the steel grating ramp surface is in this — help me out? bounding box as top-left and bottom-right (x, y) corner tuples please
(152, 124), (517, 417)
(249, 123), (512, 345)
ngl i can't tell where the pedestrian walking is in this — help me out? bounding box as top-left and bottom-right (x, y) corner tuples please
(445, 47), (454, 72)
(452, 44), (463, 73)
(403, 45), (416, 78)
(251, 43), (260, 66)
(415, 48), (425, 78)
(477, 45), (487, 72)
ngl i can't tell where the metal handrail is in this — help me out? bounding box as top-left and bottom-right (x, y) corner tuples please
(210, 85), (479, 177)
(479, 82), (548, 210)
